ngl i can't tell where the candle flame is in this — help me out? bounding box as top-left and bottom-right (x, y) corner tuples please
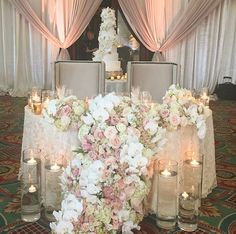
(161, 168), (171, 176)
(182, 191), (189, 199)
(190, 159), (199, 166)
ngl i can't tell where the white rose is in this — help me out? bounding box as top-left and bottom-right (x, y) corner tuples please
(61, 116), (71, 128)
(73, 103), (84, 116)
(92, 108), (109, 122)
(86, 184), (100, 195)
(81, 114), (94, 125)
(116, 123), (127, 133)
(78, 124), (90, 141)
(104, 126), (117, 138)
(144, 120), (158, 135)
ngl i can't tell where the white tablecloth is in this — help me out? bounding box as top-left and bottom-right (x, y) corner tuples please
(21, 107), (217, 211)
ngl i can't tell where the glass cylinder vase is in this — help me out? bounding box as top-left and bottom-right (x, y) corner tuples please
(42, 90), (56, 109)
(21, 148), (42, 222)
(156, 159), (178, 230)
(31, 88), (42, 115)
(44, 155), (63, 221)
(178, 151), (203, 231)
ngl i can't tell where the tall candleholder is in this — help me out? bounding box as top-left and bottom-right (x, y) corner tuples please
(44, 155), (64, 221)
(156, 159), (178, 230)
(30, 88), (42, 115)
(21, 148), (42, 222)
(178, 151), (203, 231)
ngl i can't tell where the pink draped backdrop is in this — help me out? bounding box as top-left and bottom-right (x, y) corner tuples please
(118, 0), (223, 59)
(9, 0), (102, 59)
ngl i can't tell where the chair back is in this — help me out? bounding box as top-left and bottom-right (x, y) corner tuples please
(54, 61), (105, 99)
(127, 61), (178, 102)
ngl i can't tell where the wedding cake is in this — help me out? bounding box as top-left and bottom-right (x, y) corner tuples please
(93, 7), (121, 72)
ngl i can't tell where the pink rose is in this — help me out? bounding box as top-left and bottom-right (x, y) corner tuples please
(112, 217), (121, 230)
(160, 108), (170, 118)
(163, 96), (171, 104)
(104, 126), (117, 139)
(119, 191), (126, 201)
(57, 105), (72, 117)
(103, 186), (115, 200)
(169, 113), (181, 126)
(94, 129), (104, 140)
(117, 179), (125, 190)
(75, 189), (81, 197)
(81, 138), (92, 151)
(88, 150), (99, 160)
(128, 127), (141, 139)
(124, 184), (136, 199)
(109, 136), (121, 149)
(81, 223), (90, 232)
(72, 168), (80, 177)
(104, 156), (116, 165)
(109, 116), (119, 125)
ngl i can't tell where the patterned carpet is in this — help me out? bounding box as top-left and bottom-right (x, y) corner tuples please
(0, 96), (235, 234)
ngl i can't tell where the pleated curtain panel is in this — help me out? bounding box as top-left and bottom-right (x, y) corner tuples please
(118, 0), (223, 58)
(9, 0), (102, 60)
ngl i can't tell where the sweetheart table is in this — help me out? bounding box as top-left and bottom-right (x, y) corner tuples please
(21, 106), (217, 212)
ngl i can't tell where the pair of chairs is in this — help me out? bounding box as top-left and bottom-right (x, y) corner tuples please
(54, 61), (178, 102)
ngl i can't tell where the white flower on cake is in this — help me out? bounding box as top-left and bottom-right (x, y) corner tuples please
(93, 7), (121, 72)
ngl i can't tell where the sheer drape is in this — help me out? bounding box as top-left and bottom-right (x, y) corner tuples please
(0, 0), (58, 96)
(0, 0), (101, 96)
(9, 0), (102, 59)
(119, 0), (235, 92)
(118, 0), (222, 56)
(165, 0), (236, 92)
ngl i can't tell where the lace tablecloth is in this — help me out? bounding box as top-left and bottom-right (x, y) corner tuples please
(146, 108), (217, 213)
(21, 107), (216, 210)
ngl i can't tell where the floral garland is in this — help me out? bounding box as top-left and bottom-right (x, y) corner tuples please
(43, 86), (209, 233)
(50, 93), (166, 234)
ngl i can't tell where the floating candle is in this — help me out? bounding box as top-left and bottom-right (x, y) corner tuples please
(190, 159), (200, 166)
(161, 168), (171, 176)
(182, 191), (189, 200)
(29, 185), (36, 193)
(50, 163), (61, 172)
(27, 158), (37, 165)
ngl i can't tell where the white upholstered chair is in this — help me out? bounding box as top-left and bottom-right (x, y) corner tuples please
(54, 61), (105, 99)
(127, 61), (178, 102)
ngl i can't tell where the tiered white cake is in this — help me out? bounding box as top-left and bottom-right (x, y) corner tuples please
(93, 8), (121, 72)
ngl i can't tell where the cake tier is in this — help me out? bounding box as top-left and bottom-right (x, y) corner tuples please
(105, 61), (121, 72)
(103, 52), (119, 62)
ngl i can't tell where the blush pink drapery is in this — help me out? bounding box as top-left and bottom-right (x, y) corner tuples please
(9, 0), (102, 58)
(118, 0), (223, 55)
